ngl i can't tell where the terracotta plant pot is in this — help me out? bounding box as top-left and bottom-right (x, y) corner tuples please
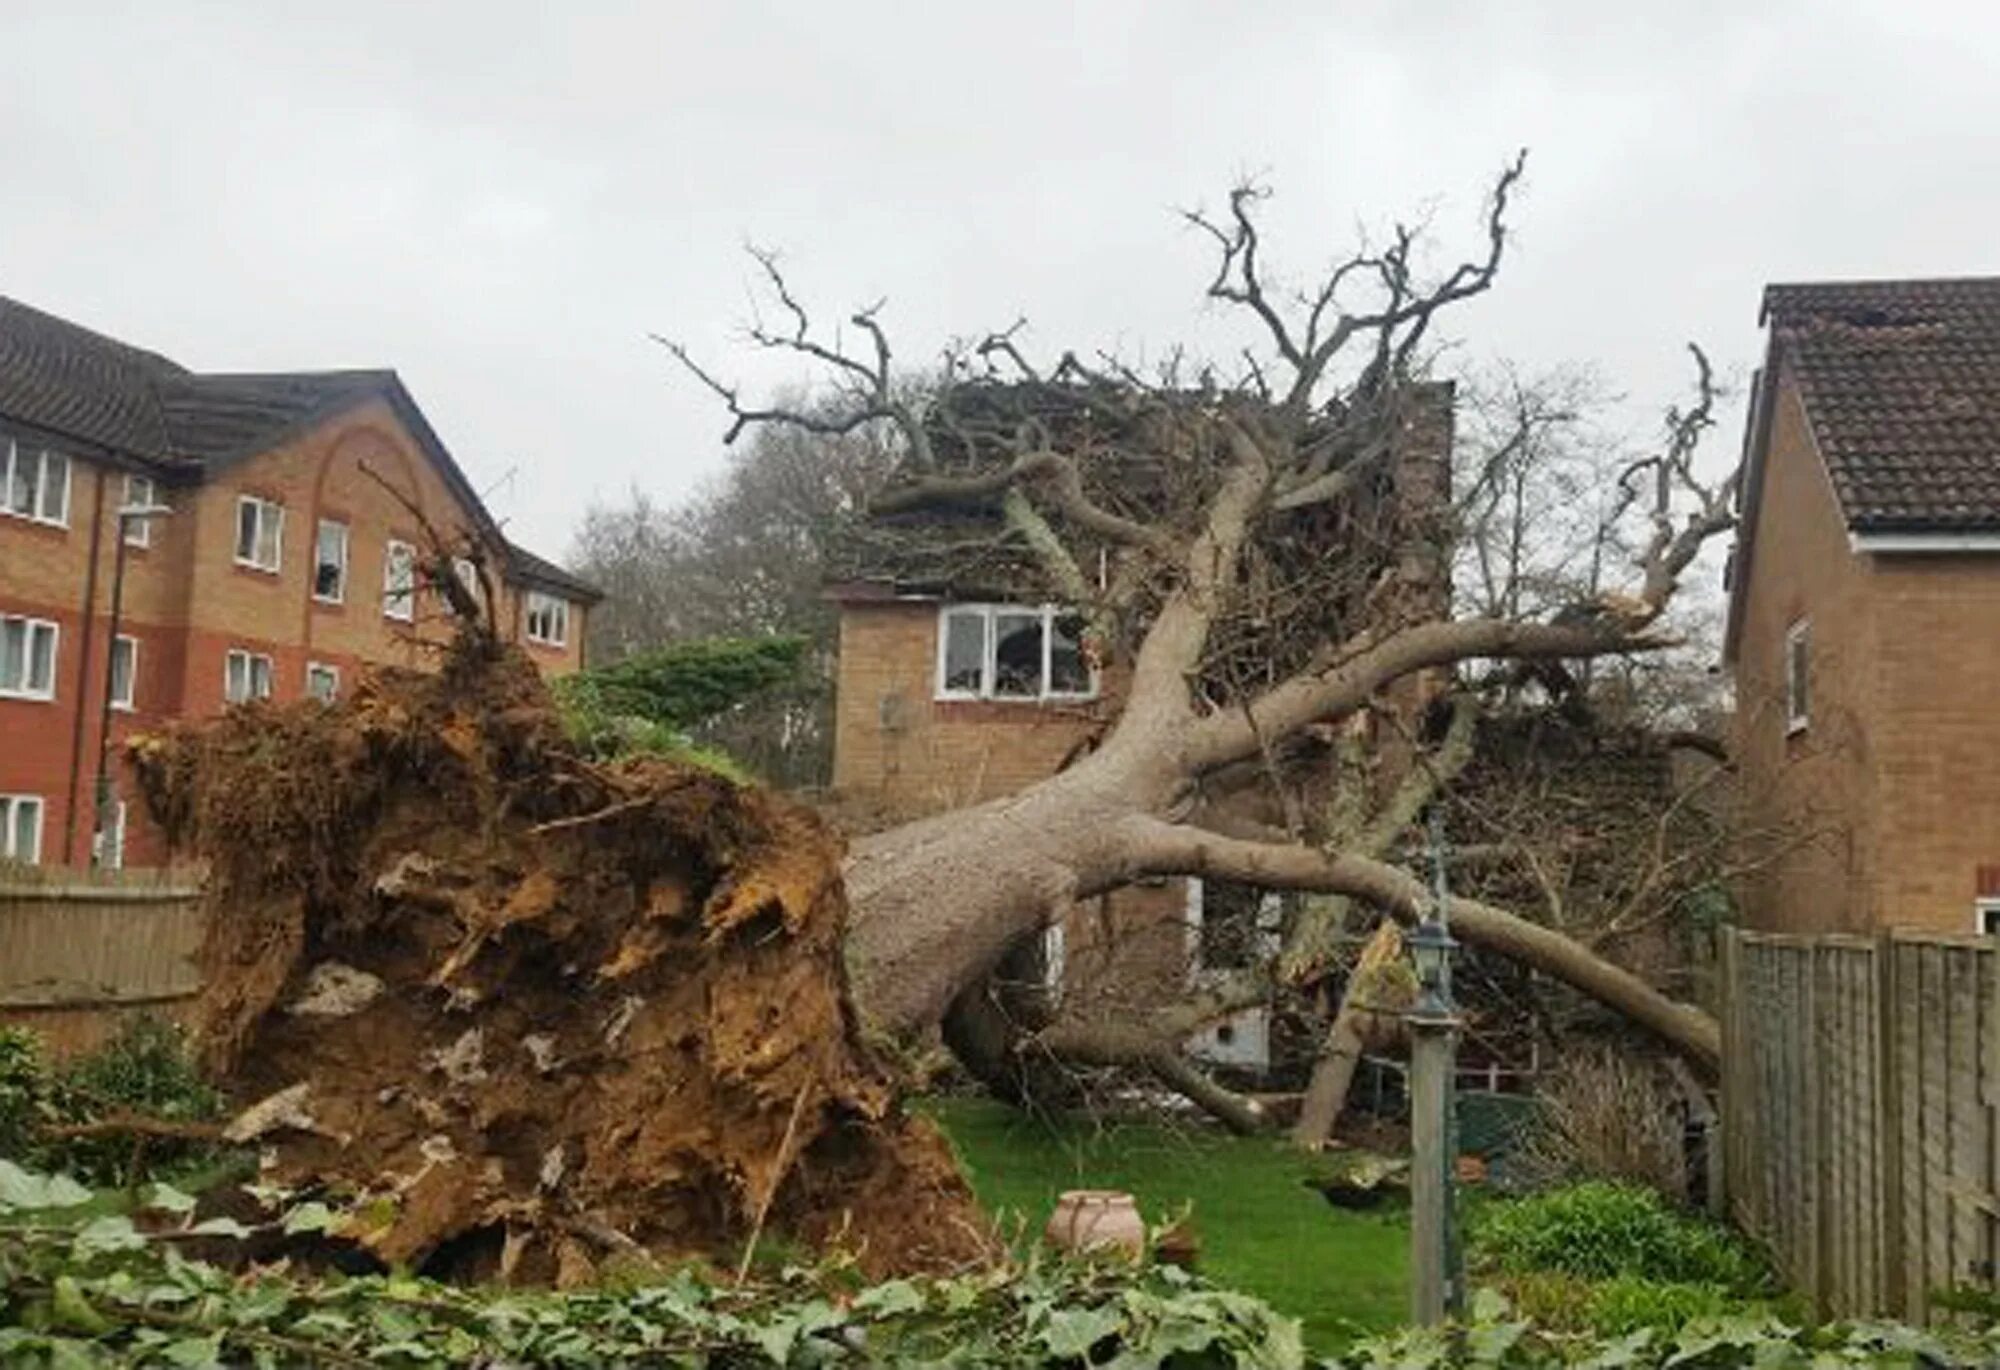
(1044, 1189), (1146, 1259)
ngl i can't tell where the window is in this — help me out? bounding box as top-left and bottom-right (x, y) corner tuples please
(306, 662), (339, 703)
(525, 591), (569, 647)
(95, 800), (127, 870)
(2, 439), (69, 526)
(0, 616), (58, 700)
(0, 795), (43, 864)
(452, 557), (484, 609)
(121, 474), (159, 547)
(224, 649), (274, 704)
(383, 540), (417, 621)
(109, 635), (137, 710)
(313, 519), (349, 602)
(1186, 879), (1285, 979)
(234, 495), (284, 572)
(1784, 619), (1810, 735)
(934, 604), (1095, 701)
(1979, 900), (2000, 938)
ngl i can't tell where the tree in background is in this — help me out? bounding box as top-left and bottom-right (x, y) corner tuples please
(568, 413), (893, 786)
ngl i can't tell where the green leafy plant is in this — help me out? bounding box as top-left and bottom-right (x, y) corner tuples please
(43, 1017), (224, 1187)
(0, 1027), (57, 1160)
(1470, 1181), (1771, 1295)
(555, 634), (809, 775)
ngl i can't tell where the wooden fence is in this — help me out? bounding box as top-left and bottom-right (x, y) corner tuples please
(1720, 926), (2000, 1320)
(0, 866), (203, 1055)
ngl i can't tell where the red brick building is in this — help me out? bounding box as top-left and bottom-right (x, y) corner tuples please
(1726, 277), (2000, 935)
(0, 297), (601, 870)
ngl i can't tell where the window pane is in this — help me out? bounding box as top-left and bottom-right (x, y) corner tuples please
(3, 442), (25, 515)
(236, 500), (258, 560)
(1049, 613), (1091, 695)
(252, 657), (272, 699)
(111, 637), (135, 706)
(385, 543), (415, 618)
(992, 611), (1043, 698)
(1198, 880), (1264, 971)
(0, 620), (22, 691)
(12, 799), (40, 863)
(315, 521), (347, 599)
(37, 453), (66, 522)
(941, 610), (985, 693)
(258, 505), (281, 567)
(27, 624), (53, 693)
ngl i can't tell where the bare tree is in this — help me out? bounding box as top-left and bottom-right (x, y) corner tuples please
(662, 158), (1741, 1115)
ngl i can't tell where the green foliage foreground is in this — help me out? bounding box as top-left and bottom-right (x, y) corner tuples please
(5, 1159), (2000, 1366)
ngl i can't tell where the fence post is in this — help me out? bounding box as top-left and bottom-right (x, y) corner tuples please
(1715, 925), (1740, 1220)
(1875, 929), (1906, 1317)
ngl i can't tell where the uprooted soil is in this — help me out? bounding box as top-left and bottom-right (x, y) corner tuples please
(129, 637), (985, 1284)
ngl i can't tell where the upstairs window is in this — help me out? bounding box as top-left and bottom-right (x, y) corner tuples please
(0, 616), (58, 700)
(234, 495), (284, 572)
(935, 604), (1095, 702)
(383, 540), (417, 621)
(525, 591), (569, 647)
(0, 795), (44, 865)
(224, 649), (274, 705)
(3, 440), (69, 526)
(1784, 619), (1810, 735)
(1978, 899), (2000, 939)
(314, 519), (349, 602)
(452, 557), (485, 612)
(109, 635), (137, 710)
(121, 474), (160, 547)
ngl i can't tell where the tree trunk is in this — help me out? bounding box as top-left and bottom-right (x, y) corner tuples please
(1293, 920), (1408, 1147)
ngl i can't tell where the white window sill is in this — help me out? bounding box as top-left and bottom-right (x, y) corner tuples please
(1785, 718), (1809, 737)
(233, 557), (280, 575)
(0, 690), (56, 703)
(111, 702), (134, 713)
(313, 592), (346, 606)
(2, 509), (68, 529)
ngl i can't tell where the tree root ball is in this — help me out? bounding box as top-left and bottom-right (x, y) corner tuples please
(129, 637), (987, 1284)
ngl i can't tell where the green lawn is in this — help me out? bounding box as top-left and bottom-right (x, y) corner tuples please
(921, 1095), (1408, 1351)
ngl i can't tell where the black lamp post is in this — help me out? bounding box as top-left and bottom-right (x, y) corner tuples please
(91, 498), (171, 869)
(1407, 809), (1463, 1325)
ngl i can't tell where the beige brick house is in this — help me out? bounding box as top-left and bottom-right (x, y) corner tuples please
(1726, 277), (2000, 935)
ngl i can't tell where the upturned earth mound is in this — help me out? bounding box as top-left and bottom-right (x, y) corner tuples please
(129, 636), (984, 1284)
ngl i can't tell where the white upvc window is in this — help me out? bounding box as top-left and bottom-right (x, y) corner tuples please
(0, 616), (59, 700)
(0, 794), (44, 864)
(96, 799), (127, 870)
(935, 603), (1096, 702)
(234, 495), (284, 572)
(313, 519), (349, 603)
(383, 539), (417, 621)
(1978, 899), (2000, 939)
(109, 634), (138, 710)
(2, 439), (69, 526)
(1184, 878), (1285, 981)
(524, 591), (569, 647)
(224, 649), (274, 704)
(122, 474), (160, 547)
(305, 661), (339, 703)
(1784, 619), (1810, 735)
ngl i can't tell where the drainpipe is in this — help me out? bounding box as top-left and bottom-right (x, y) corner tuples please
(61, 468), (108, 865)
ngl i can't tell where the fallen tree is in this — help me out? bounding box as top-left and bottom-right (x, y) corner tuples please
(663, 155), (1740, 1112)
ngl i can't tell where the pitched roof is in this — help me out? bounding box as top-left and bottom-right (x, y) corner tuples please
(0, 295), (599, 601)
(1763, 276), (2000, 532)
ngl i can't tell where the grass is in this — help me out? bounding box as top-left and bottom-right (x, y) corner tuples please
(921, 1095), (1408, 1352)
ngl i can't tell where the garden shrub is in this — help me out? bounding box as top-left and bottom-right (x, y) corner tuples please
(0, 1026), (56, 1159)
(1471, 1180), (1770, 1294)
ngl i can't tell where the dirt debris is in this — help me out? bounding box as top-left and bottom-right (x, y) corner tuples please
(130, 637), (985, 1283)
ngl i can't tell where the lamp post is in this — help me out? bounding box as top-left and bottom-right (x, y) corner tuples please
(91, 498), (172, 869)
(1407, 810), (1463, 1325)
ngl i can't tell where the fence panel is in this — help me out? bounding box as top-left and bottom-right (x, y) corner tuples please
(1722, 927), (2000, 1320)
(0, 867), (202, 1054)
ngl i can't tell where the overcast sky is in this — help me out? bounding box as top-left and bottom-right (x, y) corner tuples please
(5, 2), (1997, 563)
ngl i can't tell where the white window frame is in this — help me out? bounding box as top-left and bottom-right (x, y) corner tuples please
(1784, 618), (1810, 736)
(2, 439), (70, 527)
(933, 603), (1098, 703)
(0, 794), (44, 865)
(224, 648), (275, 705)
(122, 474), (158, 547)
(233, 495), (284, 573)
(109, 634), (138, 711)
(383, 539), (417, 622)
(524, 590), (569, 647)
(1184, 878), (1284, 984)
(0, 615), (60, 701)
(305, 661), (340, 703)
(1978, 899), (2000, 939)
(96, 799), (127, 871)
(313, 518), (349, 604)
